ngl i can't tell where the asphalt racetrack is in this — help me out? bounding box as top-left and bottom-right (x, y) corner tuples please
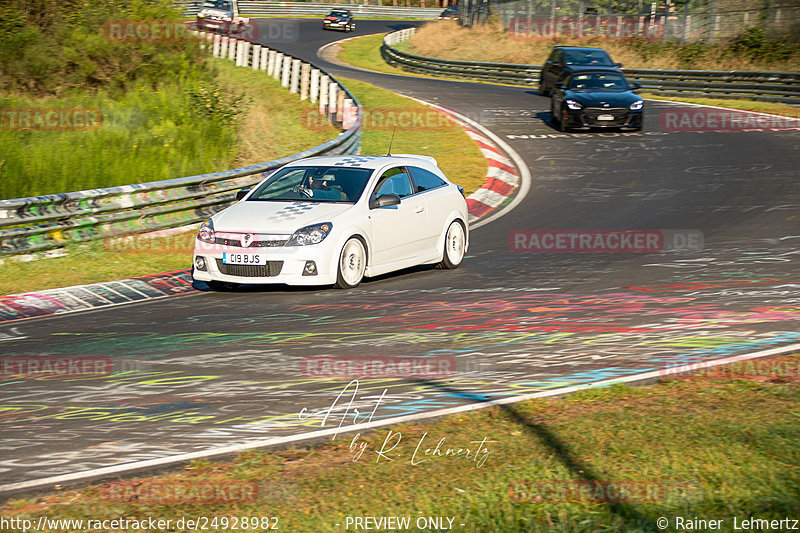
(1, 19), (799, 493)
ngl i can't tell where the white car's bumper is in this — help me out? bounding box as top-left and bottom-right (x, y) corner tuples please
(192, 239), (339, 286)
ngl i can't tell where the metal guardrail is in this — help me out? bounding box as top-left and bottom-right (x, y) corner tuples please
(382, 28), (800, 105)
(0, 32), (362, 256)
(177, 1), (442, 19)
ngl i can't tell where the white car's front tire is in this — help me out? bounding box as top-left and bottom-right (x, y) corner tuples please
(335, 237), (366, 288)
(438, 220), (466, 269)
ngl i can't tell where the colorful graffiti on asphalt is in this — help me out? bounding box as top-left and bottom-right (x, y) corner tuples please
(1, 276), (799, 481)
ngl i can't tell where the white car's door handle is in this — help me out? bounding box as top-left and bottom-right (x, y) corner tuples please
(415, 206), (424, 213)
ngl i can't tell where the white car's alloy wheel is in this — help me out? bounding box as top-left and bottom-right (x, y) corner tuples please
(336, 237), (366, 288)
(440, 220), (465, 269)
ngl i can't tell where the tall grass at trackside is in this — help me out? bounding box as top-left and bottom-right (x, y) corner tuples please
(404, 21), (800, 71)
(0, 61), (340, 200)
(2, 357), (799, 530)
(0, 80), (238, 199)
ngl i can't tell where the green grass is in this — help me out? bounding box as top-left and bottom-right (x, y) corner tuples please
(0, 234), (196, 295)
(336, 33), (411, 76)
(3, 355), (799, 531)
(0, 77), (487, 295)
(0, 61), (339, 200)
(0, 81), (237, 200)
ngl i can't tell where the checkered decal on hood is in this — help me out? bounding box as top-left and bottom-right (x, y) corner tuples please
(264, 202), (316, 223)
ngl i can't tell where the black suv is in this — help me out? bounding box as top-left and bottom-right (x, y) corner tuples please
(538, 47), (622, 96)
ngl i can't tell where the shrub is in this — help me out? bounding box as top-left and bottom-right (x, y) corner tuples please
(0, 0), (207, 96)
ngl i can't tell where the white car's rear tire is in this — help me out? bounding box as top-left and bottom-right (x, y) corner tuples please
(438, 220), (465, 269)
(335, 237), (366, 289)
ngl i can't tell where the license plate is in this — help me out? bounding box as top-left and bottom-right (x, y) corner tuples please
(597, 114), (615, 121)
(222, 252), (265, 265)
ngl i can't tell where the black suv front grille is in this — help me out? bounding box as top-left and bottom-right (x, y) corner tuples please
(583, 107), (629, 126)
(215, 259), (283, 277)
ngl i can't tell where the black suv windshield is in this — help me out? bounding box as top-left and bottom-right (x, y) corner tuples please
(563, 49), (614, 66)
(329, 10), (350, 17)
(248, 166), (372, 203)
(568, 72), (630, 91)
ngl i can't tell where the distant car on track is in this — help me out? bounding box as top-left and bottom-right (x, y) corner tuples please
(538, 46), (622, 96)
(550, 69), (643, 132)
(195, 0), (250, 35)
(192, 155), (469, 290)
(439, 5), (459, 19)
(322, 9), (356, 32)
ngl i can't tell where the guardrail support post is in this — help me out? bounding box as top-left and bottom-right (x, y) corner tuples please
(219, 36), (228, 59)
(251, 44), (262, 70)
(273, 53), (284, 80)
(212, 34), (221, 57)
(300, 63), (311, 100)
(328, 83), (338, 122)
(336, 89), (345, 124)
(342, 98), (355, 130)
(310, 69), (321, 103)
(267, 50), (277, 76)
(319, 75), (330, 115)
(281, 56), (291, 87)
(290, 59), (301, 93)
(260, 47), (269, 70)
(228, 38), (237, 61)
(238, 40), (250, 67)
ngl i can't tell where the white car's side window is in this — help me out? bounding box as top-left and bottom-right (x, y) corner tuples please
(374, 167), (413, 198)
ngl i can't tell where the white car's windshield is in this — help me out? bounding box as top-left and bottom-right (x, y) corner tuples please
(568, 72), (630, 91)
(247, 166), (372, 203)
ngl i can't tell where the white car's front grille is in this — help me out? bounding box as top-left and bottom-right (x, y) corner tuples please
(215, 259), (284, 277)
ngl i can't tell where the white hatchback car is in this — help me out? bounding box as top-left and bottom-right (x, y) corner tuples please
(192, 154), (469, 289)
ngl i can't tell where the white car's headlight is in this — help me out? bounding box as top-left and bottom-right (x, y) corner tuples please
(566, 99), (583, 110)
(197, 218), (215, 244)
(630, 100), (644, 110)
(286, 222), (333, 246)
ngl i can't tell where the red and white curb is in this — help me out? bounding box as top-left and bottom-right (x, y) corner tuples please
(409, 98), (530, 230)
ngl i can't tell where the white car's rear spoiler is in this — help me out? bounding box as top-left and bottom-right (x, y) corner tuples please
(393, 154), (438, 167)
